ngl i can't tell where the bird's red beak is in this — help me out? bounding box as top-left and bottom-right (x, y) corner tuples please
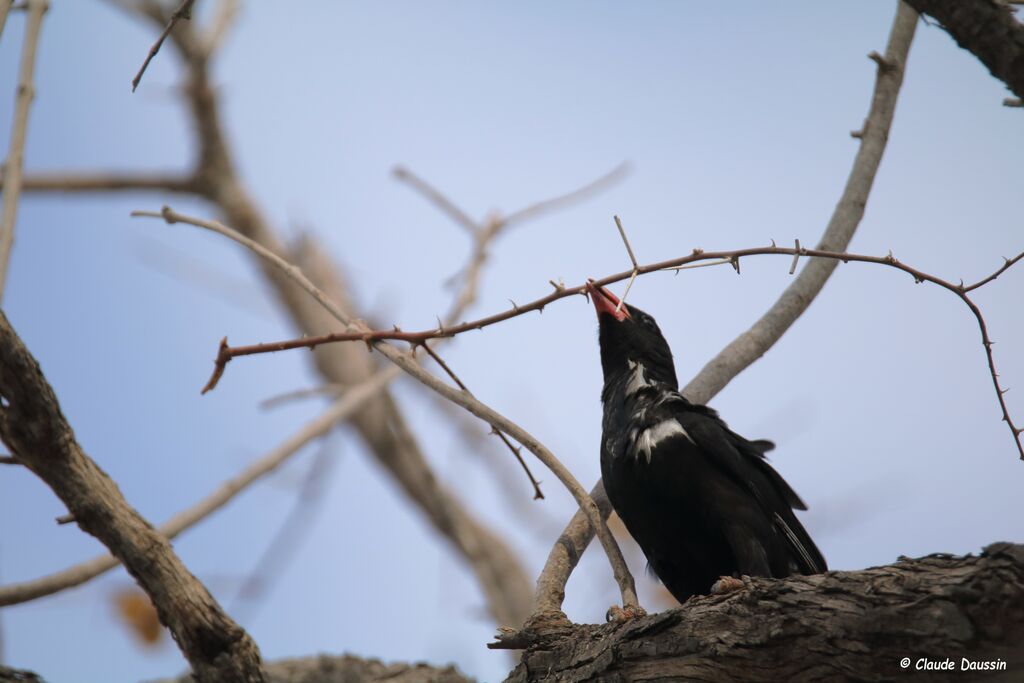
(586, 279), (630, 322)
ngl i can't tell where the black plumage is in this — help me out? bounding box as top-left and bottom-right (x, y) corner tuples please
(588, 281), (826, 603)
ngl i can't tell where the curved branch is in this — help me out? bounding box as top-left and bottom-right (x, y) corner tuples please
(529, 1), (919, 620)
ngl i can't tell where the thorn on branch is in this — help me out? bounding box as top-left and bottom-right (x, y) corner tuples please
(201, 337), (231, 394)
(770, 239), (777, 248)
(509, 299), (520, 313)
(730, 256), (741, 274)
(613, 215), (639, 269)
(55, 513), (75, 525)
(789, 239), (802, 275)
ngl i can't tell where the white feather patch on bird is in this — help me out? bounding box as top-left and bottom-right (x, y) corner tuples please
(633, 418), (694, 463)
(625, 360), (650, 396)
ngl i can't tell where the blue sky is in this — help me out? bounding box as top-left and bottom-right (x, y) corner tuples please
(1, 2), (1021, 682)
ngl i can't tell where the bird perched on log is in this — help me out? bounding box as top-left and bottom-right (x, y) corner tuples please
(587, 280), (826, 603)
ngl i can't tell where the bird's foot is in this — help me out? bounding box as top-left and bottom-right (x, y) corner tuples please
(606, 604), (647, 623)
(710, 575), (745, 595)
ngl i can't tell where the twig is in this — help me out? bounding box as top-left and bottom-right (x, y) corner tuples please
(131, 0), (197, 92)
(422, 343), (545, 500)
(0, 0), (47, 302)
(0, 368), (399, 607)
(259, 384), (344, 410)
(0, 1), (15, 41)
(132, 205), (643, 614)
(392, 166), (478, 234)
(0, 455), (17, 465)
(230, 437), (339, 618)
(502, 162), (630, 228)
(613, 215), (639, 312)
(789, 239), (803, 275)
(0, 310), (264, 681)
(0, 171), (203, 195)
(396, 162), (629, 326)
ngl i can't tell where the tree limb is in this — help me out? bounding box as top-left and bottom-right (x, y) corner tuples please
(500, 543), (1024, 683)
(527, 0), (919, 621)
(903, 0), (1024, 101)
(0, 310), (263, 682)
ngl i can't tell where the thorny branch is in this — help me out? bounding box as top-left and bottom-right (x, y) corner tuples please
(133, 205), (644, 615)
(187, 231), (1024, 459)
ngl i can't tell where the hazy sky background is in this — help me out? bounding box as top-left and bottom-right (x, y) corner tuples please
(1, 2), (1021, 682)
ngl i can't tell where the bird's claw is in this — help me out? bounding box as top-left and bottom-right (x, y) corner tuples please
(605, 604), (647, 623)
(710, 575), (746, 595)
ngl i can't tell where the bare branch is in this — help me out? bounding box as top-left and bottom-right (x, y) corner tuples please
(133, 205), (644, 615)
(0, 368), (398, 607)
(530, 2), (920, 619)
(0, 1), (15, 41)
(392, 166), (479, 234)
(685, 2), (918, 404)
(0, 0), (47, 302)
(201, 0), (239, 56)
(97, 2), (538, 629)
(131, 0), (197, 92)
(502, 162), (630, 228)
(1, 171), (203, 195)
(0, 310), (264, 682)
(421, 342), (545, 500)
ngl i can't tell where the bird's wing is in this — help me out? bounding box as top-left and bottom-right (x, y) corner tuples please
(673, 403), (827, 573)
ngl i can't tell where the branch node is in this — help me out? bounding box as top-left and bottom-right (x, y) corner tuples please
(868, 50), (894, 71)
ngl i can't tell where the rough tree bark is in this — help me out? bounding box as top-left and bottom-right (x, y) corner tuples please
(503, 543), (1024, 683)
(903, 0), (1024, 101)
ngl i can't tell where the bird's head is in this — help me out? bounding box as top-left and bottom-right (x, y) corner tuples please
(586, 280), (678, 390)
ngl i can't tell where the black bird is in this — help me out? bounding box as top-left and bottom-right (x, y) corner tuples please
(587, 281), (826, 603)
